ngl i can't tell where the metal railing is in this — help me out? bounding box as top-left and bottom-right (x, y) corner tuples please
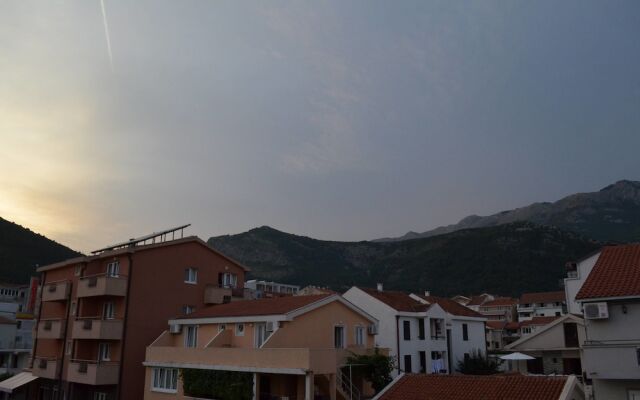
(337, 370), (361, 400)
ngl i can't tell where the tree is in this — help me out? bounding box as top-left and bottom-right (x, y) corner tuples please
(345, 347), (395, 393)
(456, 349), (502, 375)
(181, 369), (253, 400)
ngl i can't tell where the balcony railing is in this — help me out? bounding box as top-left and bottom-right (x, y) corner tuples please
(37, 318), (65, 339)
(145, 347), (361, 375)
(77, 274), (127, 297)
(72, 318), (124, 340)
(42, 280), (71, 302)
(32, 357), (60, 380)
(582, 341), (640, 379)
(67, 359), (120, 385)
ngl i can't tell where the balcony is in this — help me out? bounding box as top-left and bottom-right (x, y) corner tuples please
(72, 318), (123, 340)
(145, 346), (353, 375)
(67, 360), (119, 385)
(32, 357), (61, 380)
(204, 285), (232, 305)
(77, 274), (127, 297)
(583, 341), (640, 380)
(37, 319), (65, 339)
(42, 281), (70, 302)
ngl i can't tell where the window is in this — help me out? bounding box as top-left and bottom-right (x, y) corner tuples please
(464, 353), (470, 362)
(184, 268), (198, 284)
(98, 343), (110, 361)
(71, 301), (77, 316)
(564, 323), (579, 348)
(66, 340), (73, 356)
(221, 273), (238, 288)
(522, 327), (532, 334)
(418, 318), (425, 340)
(555, 311), (561, 316)
(152, 368), (178, 393)
(462, 323), (469, 341)
(102, 302), (115, 320)
(106, 261), (119, 277)
(235, 323), (245, 336)
(185, 325), (198, 347)
(94, 392), (107, 400)
(403, 320), (411, 340)
(334, 326), (345, 349)
(218, 324), (226, 332)
(75, 265), (82, 276)
(404, 355), (412, 373)
(255, 323), (268, 348)
(182, 305), (195, 315)
(629, 390), (640, 400)
(355, 326), (365, 346)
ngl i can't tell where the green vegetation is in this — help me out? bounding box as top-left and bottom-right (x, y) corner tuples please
(346, 348), (395, 393)
(0, 217), (80, 283)
(208, 221), (600, 296)
(181, 369), (253, 400)
(456, 349), (502, 375)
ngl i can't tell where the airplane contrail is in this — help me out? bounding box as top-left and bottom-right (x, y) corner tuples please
(100, 0), (114, 71)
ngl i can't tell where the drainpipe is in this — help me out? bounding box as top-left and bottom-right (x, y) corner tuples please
(395, 315), (401, 374)
(116, 253), (135, 400)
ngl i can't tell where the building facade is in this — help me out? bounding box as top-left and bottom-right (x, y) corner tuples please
(28, 229), (248, 400)
(517, 291), (566, 321)
(142, 294), (379, 400)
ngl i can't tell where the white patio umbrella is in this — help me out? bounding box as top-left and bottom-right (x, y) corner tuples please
(500, 352), (535, 373)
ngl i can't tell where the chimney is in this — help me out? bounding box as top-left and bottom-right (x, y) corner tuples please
(376, 283), (383, 292)
(424, 290), (430, 297)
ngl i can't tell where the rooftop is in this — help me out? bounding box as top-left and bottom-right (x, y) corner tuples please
(519, 291), (565, 305)
(419, 295), (484, 318)
(376, 374), (570, 400)
(519, 316), (560, 327)
(176, 294), (334, 319)
(357, 287), (429, 312)
(576, 244), (640, 300)
(481, 297), (518, 307)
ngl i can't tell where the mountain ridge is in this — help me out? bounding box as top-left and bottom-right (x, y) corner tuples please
(375, 180), (640, 243)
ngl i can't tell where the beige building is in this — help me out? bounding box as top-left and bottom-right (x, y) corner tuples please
(143, 294), (381, 400)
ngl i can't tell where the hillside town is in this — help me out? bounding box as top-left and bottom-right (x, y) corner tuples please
(0, 225), (636, 400)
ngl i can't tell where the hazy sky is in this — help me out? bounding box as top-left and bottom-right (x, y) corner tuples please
(1, 1), (639, 252)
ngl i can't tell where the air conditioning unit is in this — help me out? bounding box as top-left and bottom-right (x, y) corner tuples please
(266, 321), (275, 332)
(584, 302), (609, 319)
(169, 324), (182, 334)
(367, 324), (378, 335)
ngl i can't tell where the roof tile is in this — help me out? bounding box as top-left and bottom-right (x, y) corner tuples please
(576, 244), (640, 300)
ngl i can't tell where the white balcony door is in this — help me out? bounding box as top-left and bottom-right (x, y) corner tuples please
(102, 302), (115, 320)
(255, 323), (267, 348)
(98, 343), (110, 361)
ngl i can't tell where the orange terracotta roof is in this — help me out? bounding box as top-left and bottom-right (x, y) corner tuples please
(377, 374), (568, 400)
(519, 316), (559, 327)
(485, 320), (506, 330)
(504, 322), (520, 330)
(466, 295), (491, 306)
(576, 244), (640, 300)
(176, 294), (333, 319)
(481, 297), (518, 307)
(358, 288), (429, 312)
(519, 291), (565, 305)
(420, 296), (484, 318)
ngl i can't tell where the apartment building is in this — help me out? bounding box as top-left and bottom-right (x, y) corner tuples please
(26, 226), (248, 400)
(0, 278), (38, 377)
(485, 320), (520, 351)
(574, 244), (640, 400)
(409, 293), (487, 369)
(143, 294), (379, 400)
(459, 294), (494, 312)
(504, 314), (584, 376)
(477, 297), (518, 322)
(517, 291), (566, 321)
(244, 280), (300, 298)
(343, 286), (486, 376)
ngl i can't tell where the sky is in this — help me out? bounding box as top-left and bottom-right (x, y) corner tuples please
(1, 1), (639, 253)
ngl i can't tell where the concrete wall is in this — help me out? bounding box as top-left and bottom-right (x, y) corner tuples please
(449, 318), (485, 367)
(592, 379), (640, 400)
(565, 252), (599, 315)
(584, 301), (640, 342)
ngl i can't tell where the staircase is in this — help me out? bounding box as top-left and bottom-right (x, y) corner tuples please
(336, 370), (361, 400)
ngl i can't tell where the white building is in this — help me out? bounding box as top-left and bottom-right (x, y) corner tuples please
(564, 250), (601, 315)
(517, 291), (566, 321)
(573, 244), (640, 400)
(244, 279), (300, 298)
(343, 286), (486, 376)
(410, 293), (487, 369)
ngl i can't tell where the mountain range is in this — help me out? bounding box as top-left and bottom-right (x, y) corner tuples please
(0, 217), (80, 283)
(375, 180), (640, 243)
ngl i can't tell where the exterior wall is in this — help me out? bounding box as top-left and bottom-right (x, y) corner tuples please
(343, 288), (399, 359)
(264, 301), (374, 349)
(583, 301), (640, 342)
(565, 252), (599, 315)
(592, 379), (640, 400)
(449, 318), (485, 367)
(121, 240), (246, 400)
